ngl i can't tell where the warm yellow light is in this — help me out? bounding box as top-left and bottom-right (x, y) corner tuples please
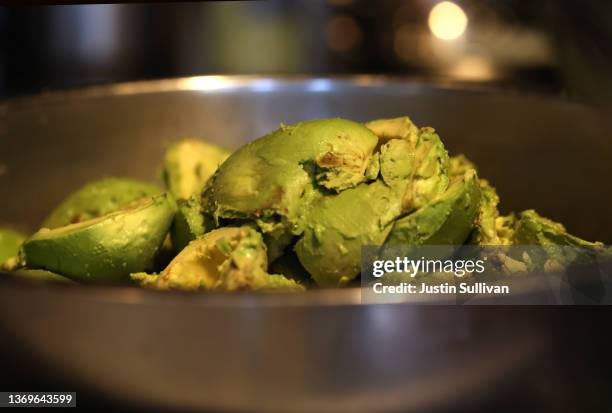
(449, 56), (494, 80)
(428, 1), (468, 41)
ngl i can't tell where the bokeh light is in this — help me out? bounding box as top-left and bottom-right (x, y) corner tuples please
(428, 1), (468, 41)
(325, 15), (362, 53)
(448, 55), (494, 80)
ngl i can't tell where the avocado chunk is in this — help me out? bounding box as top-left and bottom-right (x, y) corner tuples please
(373, 123), (450, 212)
(21, 193), (175, 283)
(0, 228), (25, 264)
(449, 154), (511, 245)
(42, 178), (161, 229)
(494, 214), (517, 245)
(514, 209), (601, 246)
(132, 226), (304, 292)
(469, 179), (504, 244)
(163, 139), (231, 200)
(291, 125), (450, 287)
(295, 180), (404, 287)
(504, 210), (602, 272)
(201, 118), (379, 246)
(399, 127), (449, 211)
(386, 169), (481, 246)
(448, 154), (477, 178)
(170, 195), (208, 253)
(365, 116), (419, 145)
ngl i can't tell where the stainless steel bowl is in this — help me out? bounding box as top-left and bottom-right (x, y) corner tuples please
(0, 77), (610, 412)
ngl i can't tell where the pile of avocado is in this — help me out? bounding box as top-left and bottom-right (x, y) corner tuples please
(0, 117), (602, 291)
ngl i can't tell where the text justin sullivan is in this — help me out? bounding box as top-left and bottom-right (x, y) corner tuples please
(372, 282), (510, 295)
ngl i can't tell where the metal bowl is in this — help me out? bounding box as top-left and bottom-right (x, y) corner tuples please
(0, 76), (611, 412)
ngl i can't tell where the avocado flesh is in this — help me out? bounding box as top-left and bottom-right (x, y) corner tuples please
(400, 127), (450, 211)
(386, 169), (481, 246)
(512, 209), (603, 269)
(494, 214), (517, 245)
(201, 118), (456, 287)
(365, 116), (419, 145)
(293, 126), (442, 287)
(469, 179), (505, 245)
(374, 124), (449, 212)
(42, 178), (161, 229)
(448, 156), (518, 275)
(448, 154), (513, 245)
(171, 195), (208, 253)
(7, 115), (604, 288)
(132, 226), (304, 292)
(295, 180), (404, 287)
(474, 210), (603, 275)
(202, 119), (379, 237)
(514, 209), (601, 246)
(447, 154), (603, 273)
(21, 193), (175, 283)
(291, 123), (451, 287)
(449, 154), (477, 178)
(0, 229), (25, 263)
(163, 139), (230, 201)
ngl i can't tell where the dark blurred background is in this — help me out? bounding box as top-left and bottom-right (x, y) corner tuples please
(1, 0), (612, 102)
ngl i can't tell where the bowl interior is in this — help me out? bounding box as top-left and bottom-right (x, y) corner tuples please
(1, 77), (611, 243)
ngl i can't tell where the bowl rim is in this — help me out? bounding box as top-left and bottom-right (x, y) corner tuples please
(0, 74), (588, 109)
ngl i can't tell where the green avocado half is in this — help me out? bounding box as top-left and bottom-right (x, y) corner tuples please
(42, 178), (162, 229)
(163, 138), (231, 201)
(201, 118), (379, 236)
(0, 228), (26, 263)
(386, 169), (481, 246)
(21, 193), (175, 283)
(133, 226), (304, 292)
